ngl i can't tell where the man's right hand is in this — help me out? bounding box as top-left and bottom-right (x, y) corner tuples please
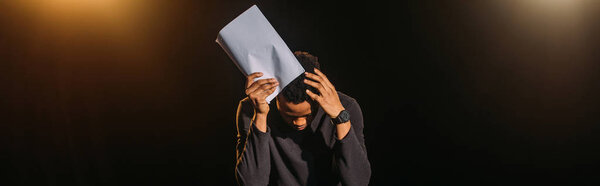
(245, 72), (278, 117)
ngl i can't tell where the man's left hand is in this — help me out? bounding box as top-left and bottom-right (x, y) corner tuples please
(304, 68), (345, 118)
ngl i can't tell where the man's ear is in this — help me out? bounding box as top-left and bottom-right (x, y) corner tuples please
(275, 95), (281, 108)
(276, 94), (285, 103)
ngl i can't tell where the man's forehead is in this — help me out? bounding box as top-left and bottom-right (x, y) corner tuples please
(283, 109), (312, 117)
(279, 102), (311, 112)
(277, 98), (312, 115)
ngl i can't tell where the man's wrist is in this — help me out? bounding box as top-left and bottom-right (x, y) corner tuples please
(254, 112), (268, 133)
(328, 106), (345, 118)
(255, 112), (268, 120)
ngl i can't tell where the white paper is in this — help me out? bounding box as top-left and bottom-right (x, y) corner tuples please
(216, 5), (305, 103)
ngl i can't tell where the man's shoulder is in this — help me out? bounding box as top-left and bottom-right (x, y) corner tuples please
(337, 91), (359, 108)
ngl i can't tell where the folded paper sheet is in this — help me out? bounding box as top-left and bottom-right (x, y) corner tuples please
(216, 5), (305, 103)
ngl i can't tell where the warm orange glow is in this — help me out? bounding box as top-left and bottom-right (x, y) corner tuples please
(6, 0), (170, 70)
(15, 0), (143, 41)
(524, 0), (584, 13)
(2, 0), (179, 98)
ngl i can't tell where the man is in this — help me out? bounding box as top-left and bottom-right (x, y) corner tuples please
(235, 51), (371, 185)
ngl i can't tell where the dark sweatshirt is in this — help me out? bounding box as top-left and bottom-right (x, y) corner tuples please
(235, 92), (371, 186)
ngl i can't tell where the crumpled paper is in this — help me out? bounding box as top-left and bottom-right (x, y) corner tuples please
(216, 5), (305, 103)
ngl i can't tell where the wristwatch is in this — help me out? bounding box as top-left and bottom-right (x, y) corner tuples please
(331, 110), (350, 124)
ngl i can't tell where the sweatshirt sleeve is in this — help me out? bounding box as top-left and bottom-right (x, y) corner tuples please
(333, 99), (372, 186)
(234, 98), (271, 185)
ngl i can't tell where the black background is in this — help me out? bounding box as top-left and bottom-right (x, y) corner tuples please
(2, 0), (600, 185)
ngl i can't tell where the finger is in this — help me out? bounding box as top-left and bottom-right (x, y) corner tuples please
(253, 81), (279, 98)
(263, 85), (278, 97)
(304, 72), (331, 93)
(246, 78), (277, 95)
(305, 89), (321, 101)
(247, 78), (268, 95)
(250, 85), (277, 103)
(304, 79), (329, 95)
(304, 72), (324, 83)
(247, 78), (277, 95)
(246, 72), (263, 88)
(313, 68), (335, 89)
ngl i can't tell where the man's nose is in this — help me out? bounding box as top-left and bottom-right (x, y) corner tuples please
(293, 118), (306, 125)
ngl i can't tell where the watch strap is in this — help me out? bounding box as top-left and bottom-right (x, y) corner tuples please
(332, 110), (350, 124)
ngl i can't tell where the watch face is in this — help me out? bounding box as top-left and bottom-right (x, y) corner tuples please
(336, 110), (350, 124)
(340, 110), (350, 121)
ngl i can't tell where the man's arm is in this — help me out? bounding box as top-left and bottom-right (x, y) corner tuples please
(235, 72), (278, 185)
(304, 69), (371, 185)
(332, 100), (371, 186)
(235, 99), (272, 185)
